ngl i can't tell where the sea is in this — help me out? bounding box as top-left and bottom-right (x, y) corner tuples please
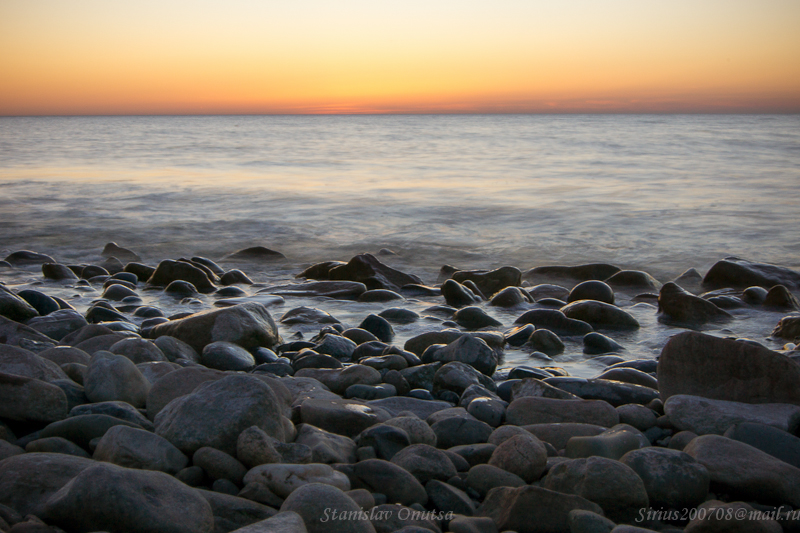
(1, 114), (799, 375)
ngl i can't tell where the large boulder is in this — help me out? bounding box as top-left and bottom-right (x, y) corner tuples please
(0, 285), (39, 322)
(0, 344), (67, 381)
(0, 372), (68, 423)
(93, 424), (189, 474)
(228, 512), (308, 533)
(280, 483), (376, 533)
(524, 264), (621, 283)
(664, 395), (800, 435)
(657, 331), (800, 405)
(391, 443), (457, 484)
(703, 257), (800, 290)
(155, 374), (285, 456)
(84, 351), (151, 408)
(488, 433), (548, 483)
(542, 456), (649, 523)
(0, 452), (95, 517)
(478, 485), (603, 533)
(143, 302), (282, 354)
(44, 462), (214, 533)
(506, 397), (619, 427)
(657, 282), (732, 325)
(684, 435), (800, 507)
(38, 414), (143, 449)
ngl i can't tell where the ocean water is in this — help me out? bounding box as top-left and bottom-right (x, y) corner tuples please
(1, 114), (799, 375)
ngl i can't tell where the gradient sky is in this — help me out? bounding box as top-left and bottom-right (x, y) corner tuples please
(2, 0), (799, 115)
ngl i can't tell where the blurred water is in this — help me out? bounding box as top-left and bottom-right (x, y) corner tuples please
(1, 114), (799, 279)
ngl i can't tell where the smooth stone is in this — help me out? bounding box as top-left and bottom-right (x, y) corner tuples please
(193, 446), (248, 485)
(453, 266), (522, 296)
(318, 253), (422, 292)
(358, 289), (404, 302)
(299, 398), (391, 438)
(526, 329), (565, 356)
(528, 284), (571, 301)
(358, 314), (396, 343)
(399, 362), (441, 392)
(684, 434), (800, 507)
(197, 489), (277, 532)
(295, 423), (357, 464)
(219, 269), (254, 286)
(524, 264), (621, 283)
(367, 503), (441, 533)
(561, 300), (639, 330)
(702, 257), (800, 290)
(201, 340), (257, 371)
(43, 462), (214, 533)
(430, 416), (493, 449)
(293, 351), (343, 371)
(312, 334), (358, 361)
(723, 421), (800, 468)
(772, 316), (800, 340)
(391, 443), (457, 484)
(109, 337), (167, 364)
(236, 425), (282, 469)
(620, 447), (710, 510)
(565, 424), (648, 460)
(38, 413), (142, 449)
(143, 302), (282, 354)
(465, 464), (526, 498)
(442, 279), (481, 308)
(596, 368), (657, 390)
(296, 365), (381, 396)
(684, 500), (782, 533)
(41, 263), (79, 281)
(428, 335), (497, 376)
(616, 404), (657, 431)
(506, 397), (619, 427)
(146, 259), (214, 292)
(568, 509), (616, 533)
(384, 416), (438, 446)
(94, 424), (188, 474)
(280, 483), (375, 533)
(657, 282), (732, 325)
(583, 332), (624, 355)
(764, 284), (799, 309)
(466, 397), (506, 427)
(155, 374), (285, 456)
(262, 281), (366, 300)
(657, 331), (800, 405)
(542, 456), (649, 523)
(477, 485), (603, 533)
(490, 286), (530, 307)
(664, 394), (800, 435)
(545, 377), (659, 407)
(354, 458), (428, 506)
(225, 246), (285, 261)
(0, 440), (25, 461)
(568, 281), (615, 305)
(101, 283), (138, 300)
(17, 288), (60, 316)
(0, 453), (95, 517)
(378, 308), (419, 324)
(0, 372), (68, 422)
(244, 463), (350, 499)
(0, 344), (68, 381)
(81, 351), (149, 408)
(357, 354), (407, 372)
(25, 436), (90, 458)
(505, 324), (535, 347)
(433, 361), (496, 396)
(425, 479), (475, 516)
(228, 511), (308, 533)
(453, 306), (503, 330)
(27, 310), (89, 342)
(508, 377), (580, 402)
(0, 315), (56, 352)
(146, 365), (225, 420)
(487, 433), (547, 482)
(514, 308), (593, 336)
(606, 270), (661, 291)
(4, 250), (56, 266)
(346, 383), (397, 400)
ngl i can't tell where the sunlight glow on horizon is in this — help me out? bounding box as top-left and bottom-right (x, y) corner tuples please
(1, 0), (799, 115)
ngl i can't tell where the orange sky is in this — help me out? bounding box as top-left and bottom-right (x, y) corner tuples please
(1, 0), (799, 115)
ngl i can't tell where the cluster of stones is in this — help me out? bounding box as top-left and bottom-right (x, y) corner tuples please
(0, 245), (799, 533)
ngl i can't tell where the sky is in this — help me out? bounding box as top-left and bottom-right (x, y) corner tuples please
(1, 0), (799, 115)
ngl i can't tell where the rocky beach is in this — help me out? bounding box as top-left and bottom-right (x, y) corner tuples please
(1, 243), (800, 533)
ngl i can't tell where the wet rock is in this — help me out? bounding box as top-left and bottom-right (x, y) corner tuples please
(657, 331), (800, 404)
(561, 300), (639, 330)
(526, 329), (565, 356)
(723, 421), (800, 469)
(703, 257), (800, 290)
(164, 279), (199, 295)
(94, 424), (188, 474)
(0, 315), (56, 352)
(354, 458), (428, 506)
(453, 266), (522, 296)
(193, 446), (248, 485)
(596, 368), (656, 391)
(267, 281), (369, 300)
(40, 262), (79, 281)
(357, 424), (410, 460)
(506, 397), (619, 427)
(295, 423), (357, 464)
(5, 250), (56, 266)
(0, 344), (68, 382)
(664, 394), (800, 435)
(219, 269), (254, 286)
(299, 398), (391, 438)
(466, 396), (506, 427)
(542, 456), (649, 523)
(514, 308), (593, 336)
(567, 509), (616, 533)
(490, 286), (530, 307)
(0, 372), (68, 422)
(620, 447), (710, 510)
(465, 463), (525, 499)
(155, 374), (285, 456)
(545, 377), (658, 407)
(146, 259), (215, 292)
(606, 270), (661, 291)
(1, 285), (40, 323)
(297, 365), (381, 396)
(528, 284), (571, 301)
(346, 383), (397, 400)
(27, 309), (89, 341)
(236, 425), (282, 469)
(763, 284), (799, 309)
(442, 279), (481, 308)
(319, 253), (423, 292)
(583, 332), (624, 355)
(69, 400), (154, 430)
(657, 282), (732, 325)
(433, 361), (496, 396)
(378, 307), (419, 324)
(384, 415), (437, 446)
(453, 306), (502, 330)
(568, 281), (615, 305)
(430, 416), (493, 449)
(477, 485), (603, 533)
(84, 351), (150, 408)
(197, 488), (277, 532)
(357, 314), (394, 343)
(0, 452), (95, 517)
(201, 341), (257, 371)
(509, 378), (579, 402)
(425, 479), (475, 516)
(146, 365), (225, 420)
(143, 302), (282, 354)
(44, 462), (214, 533)
(358, 289), (404, 302)
(684, 434), (800, 507)
(772, 316), (800, 340)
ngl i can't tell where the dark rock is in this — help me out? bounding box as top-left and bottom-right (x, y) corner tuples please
(295, 423), (357, 464)
(526, 328), (565, 356)
(38, 413), (142, 449)
(433, 361), (496, 396)
(0, 372), (68, 422)
(506, 397), (619, 427)
(102, 242), (142, 262)
(596, 368), (657, 390)
(0, 285), (39, 322)
(26, 309), (89, 341)
(357, 314), (394, 343)
(147, 259), (215, 292)
(155, 374), (285, 455)
(490, 286), (530, 307)
(109, 337), (167, 364)
(664, 394), (800, 435)
(442, 279), (481, 308)
(723, 421), (800, 469)
(244, 463), (350, 499)
(509, 378), (580, 402)
(657, 331), (800, 404)
(514, 308), (593, 336)
(17, 289), (60, 316)
(378, 307), (419, 324)
(44, 462), (214, 533)
(201, 341), (257, 371)
(143, 302), (282, 354)
(425, 479), (475, 516)
(366, 396), (452, 420)
(620, 447), (710, 510)
(568, 281), (615, 305)
(4, 250), (56, 266)
(280, 306), (341, 325)
(280, 483), (373, 533)
(544, 377), (659, 407)
(428, 336), (497, 376)
(193, 446), (248, 485)
(583, 332), (624, 355)
(764, 285), (799, 309)
(84, 304), (131, 324)
(220, 269), (254, 286)
(430, 416), (493, 449)
(477, 485), (603, 533)
(453, 266), (522, 296)
(299, 398), (391, 438)
(69, 400), (153, 430)
(391, 443), (457, 484)
(505, 324), (535, 347)
(525, 263), (621, 283)
(561, 300), (638, 330)
(703, 257), (800, 290)
(657, 282), (732, 325)
(773, 316), (800, 340)
(198, 488), (277, 532)
(316, 253), (423, 292)
(564, 424), (648, 460)
(358, 424), (410, 460)
(25, 436), (89, 458)
(94, 424), (188, 474)
(488, 433), (548, 482)
(354, 459), (428, 506)
(226, 246), (285, 260)
(743, 285), (769, 304)
(453, 306), (503, 330)
(262, 281), (366, 300)
(358, 289), (404, 302)
(84, 351), (150, 407)
(605, 270), (661, 291)
(523, 423), (607, 451)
